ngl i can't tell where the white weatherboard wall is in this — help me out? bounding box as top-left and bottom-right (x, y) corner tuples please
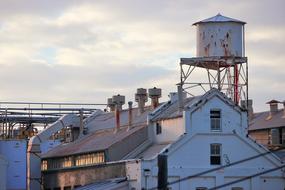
(136, 92), (285, 190)
(0, 140), (27, 190)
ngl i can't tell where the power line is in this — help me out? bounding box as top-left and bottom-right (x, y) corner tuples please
(208, 164), (285, 190)
(148, 147), (284, 190)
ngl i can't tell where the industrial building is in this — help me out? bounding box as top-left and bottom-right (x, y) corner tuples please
(0, 13), (284, 190)
(35, 14), (285, 190)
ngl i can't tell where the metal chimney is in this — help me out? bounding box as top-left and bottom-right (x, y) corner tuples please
(177, 84), (184, 112)
(112, 94), (125, 132)
(148, 87), (161, 109)
(128, 101), (133, 130)
(135, 88), (148, 114)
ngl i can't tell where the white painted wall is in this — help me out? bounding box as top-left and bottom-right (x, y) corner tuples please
(137, 93), (285, 190)
(153, 118), (184, 144)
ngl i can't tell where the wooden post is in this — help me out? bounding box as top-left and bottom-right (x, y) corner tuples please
(158, 154), (168, 190)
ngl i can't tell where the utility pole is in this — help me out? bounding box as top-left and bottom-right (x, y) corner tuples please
(157, 154), (168, 190)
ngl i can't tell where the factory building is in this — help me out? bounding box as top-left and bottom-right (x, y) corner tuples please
(38, 14), (285, 190)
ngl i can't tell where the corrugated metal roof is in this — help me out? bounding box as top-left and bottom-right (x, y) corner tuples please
(249, 109), (285, 130)
(75, 178), (128, 190)
(193, 13), (246, 25)
(42, 105), (153, 158)
(136, 143), (170, 160)
(85, 106), (152, 132)
(150, 96), (200, 121)
(42, 124), (146, 158)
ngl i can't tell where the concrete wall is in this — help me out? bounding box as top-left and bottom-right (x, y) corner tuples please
(249, 129), (270, 146)
(43, 162), (126, 189)
(108, 126), (148, 161)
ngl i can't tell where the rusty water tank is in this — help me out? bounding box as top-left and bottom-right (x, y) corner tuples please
(193, 13), (246, 57)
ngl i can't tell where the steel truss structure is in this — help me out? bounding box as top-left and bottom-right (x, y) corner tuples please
(0, 101), (105, 139)
(179, 56), (248, 105)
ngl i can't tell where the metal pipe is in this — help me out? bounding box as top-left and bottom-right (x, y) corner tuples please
(0, 108), (97, 111)
(115, 104), (120, 133)
(128, 101), (133, 130)
(0, 101), (106, 106)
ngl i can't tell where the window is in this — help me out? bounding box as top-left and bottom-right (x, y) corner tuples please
(156, 122), (162, 135)
(210, 144), (221, 165)
(210, 110), (221, 131)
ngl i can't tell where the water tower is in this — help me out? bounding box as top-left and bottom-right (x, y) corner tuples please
(179, 13), (248, 105)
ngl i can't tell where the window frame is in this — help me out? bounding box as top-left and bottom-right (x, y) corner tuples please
(210, 109), (221, 131)
(210, 143), (222, 165)
(156, 122), (162, 135)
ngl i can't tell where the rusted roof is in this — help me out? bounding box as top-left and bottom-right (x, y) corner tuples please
(193, 13), (246, 25)
(42, 125), (146, 158)
(249, 109), (285, 131)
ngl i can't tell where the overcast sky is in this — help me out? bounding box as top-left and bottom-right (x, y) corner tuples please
(0, 0), (284, 112)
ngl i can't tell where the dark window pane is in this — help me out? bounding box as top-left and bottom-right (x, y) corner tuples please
(156, 122), (162, 134)
(210, 156), (221, 165)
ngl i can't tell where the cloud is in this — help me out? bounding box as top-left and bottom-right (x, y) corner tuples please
(0, 0), (284, 112)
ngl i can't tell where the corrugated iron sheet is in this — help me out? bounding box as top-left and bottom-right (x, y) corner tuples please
(75, 178), (128, 190)
(193, 13), (246, 25)
(150, 96), (200, 121)
(249, 109), (285, 130)
(42, 124), (146, 158)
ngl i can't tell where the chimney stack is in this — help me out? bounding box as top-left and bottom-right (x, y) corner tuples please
(266, 100), (280, 118)
(107, 98), (115, 112)
(128, 101), (133, 130)
(148, 87), (162, 109)
(112, 94), (125, 132)
(135, 88), (148, 114)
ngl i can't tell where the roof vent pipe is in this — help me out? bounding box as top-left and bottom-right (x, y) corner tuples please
(283, 100), (285, 118)
(112, 94), (125, 133)
(177, 84), (184, 112)
(135, 88), (148, 115)
(107, 98), (115, 112)
(79, 109), (84, 136)
(148, 87), (162, 109)
(128, 101), (133, 130)
(241, 99), (253, 120)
